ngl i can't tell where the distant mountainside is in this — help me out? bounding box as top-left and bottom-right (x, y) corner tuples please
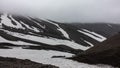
(69, 23), (120, 38)
(0, 13), (107, 54)
(69, 33), (120, 67)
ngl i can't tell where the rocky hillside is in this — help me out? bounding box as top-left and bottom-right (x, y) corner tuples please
(69, 33), (120, 67)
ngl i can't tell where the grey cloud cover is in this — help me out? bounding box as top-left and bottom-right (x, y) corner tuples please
(0, 0), (120, 23)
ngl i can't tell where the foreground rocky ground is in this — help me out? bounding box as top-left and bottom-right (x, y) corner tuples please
(0, 57), (58, 68)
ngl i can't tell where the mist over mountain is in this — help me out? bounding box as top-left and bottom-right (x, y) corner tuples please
(0, 0), (120, 23)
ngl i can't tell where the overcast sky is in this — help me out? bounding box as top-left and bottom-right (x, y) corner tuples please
(0, 0), (120, 23)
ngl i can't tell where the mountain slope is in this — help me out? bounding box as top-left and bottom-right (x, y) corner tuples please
(70, 23), (120, 38)
(69, 33), (120, 67)
(0, 13), (106, 54)
(0, 13), (116, 68)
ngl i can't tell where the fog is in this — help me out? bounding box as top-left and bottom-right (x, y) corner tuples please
(0, 0), (120, 23)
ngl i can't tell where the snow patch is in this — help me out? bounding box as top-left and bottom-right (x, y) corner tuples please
(20, 21), (40, 32)
(3, 29), (89, 50)
(47, 20), (70, 39)
(26, 17), (46, 29)
(33, 20), (46, 29)
(84, 40), (94, 47)
(0, 36), (34, 45)
(78, 29), (106, 42)
(9, 15), (24, 29)
(0, 14), (24, 29)
(0, 48), (114, 68)
(107, 24), (112, 27)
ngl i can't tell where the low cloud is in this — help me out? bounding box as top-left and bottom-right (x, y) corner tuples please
(0, 0), (120, 23)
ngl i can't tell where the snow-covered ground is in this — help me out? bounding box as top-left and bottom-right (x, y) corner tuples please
(0, 36), (34, 45)
(2, 29), (89, 50)
(0, 48), (114, 68)
(0, 14), (24, 29)
(78, 29), (106, 42)
(20, 21), (40, 32)
(46, 20), (70, 39)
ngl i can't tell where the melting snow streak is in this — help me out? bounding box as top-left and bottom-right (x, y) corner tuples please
(78, 29), (106, 42)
